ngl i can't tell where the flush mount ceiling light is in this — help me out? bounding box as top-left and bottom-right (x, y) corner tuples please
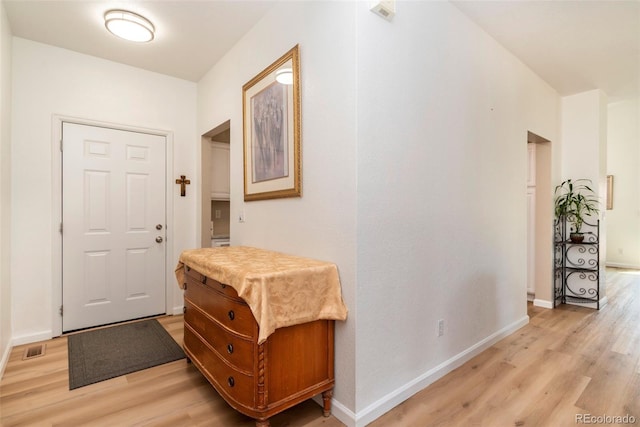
(104, 10), (155, 42)
(275, 68), (293, 85)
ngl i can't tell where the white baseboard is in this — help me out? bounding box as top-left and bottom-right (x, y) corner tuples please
(533, 298), (554, 309)
(605, 262), (640, 270)
(0, 341), (12, 380)
(566, 296), (608, 310)
(352, 315), (530, 427)
(527, 292), (535, 302)
(331, 397), (357, 427)
(11, 330), (53, 346)
(172, 305), (184, 316)
(311, 395), (356, 427)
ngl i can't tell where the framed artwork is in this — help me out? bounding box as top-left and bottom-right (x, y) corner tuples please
(242, 45), (301, 201)
(606, 175), (614, 210)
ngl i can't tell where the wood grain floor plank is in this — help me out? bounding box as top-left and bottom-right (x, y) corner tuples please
(575, 350), (639, 416)
(2, 269), (638, 426)
(526, 373), (592, 427)
(369, 269), (640, 427)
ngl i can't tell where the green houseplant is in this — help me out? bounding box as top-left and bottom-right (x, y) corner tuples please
(554, 179), (600, 242)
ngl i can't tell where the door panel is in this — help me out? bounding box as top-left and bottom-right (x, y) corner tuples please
(62, 123), (166, 331)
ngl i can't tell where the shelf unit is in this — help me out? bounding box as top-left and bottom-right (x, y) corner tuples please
(554, 216), (600, 309)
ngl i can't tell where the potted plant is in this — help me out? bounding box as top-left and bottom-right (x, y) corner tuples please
(554, 179), (600, 242)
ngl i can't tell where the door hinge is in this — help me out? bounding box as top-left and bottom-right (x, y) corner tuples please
(59, 305), (63, 316)
(59, 222), (63, 233)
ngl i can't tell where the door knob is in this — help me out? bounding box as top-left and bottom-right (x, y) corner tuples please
(156, 224), (163, 230)
(155, 236), (163, 243)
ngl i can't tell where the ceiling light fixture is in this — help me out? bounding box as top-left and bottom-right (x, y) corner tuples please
(104, 10), (155, 43)
(275, 68), (293, 85)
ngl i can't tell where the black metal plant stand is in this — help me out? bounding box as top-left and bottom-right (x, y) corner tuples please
(554, 216), (600, 309)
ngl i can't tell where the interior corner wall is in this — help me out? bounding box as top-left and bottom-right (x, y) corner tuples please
(0, 0), (13, 374)
(606, 98), (640, 268)
(560, 90), (608, 300)
(533, 140), (554, 306)
(10, 38), (197, 344)
(196, 1), (358, 418)
(355, 1), (559, 421)
(560, 90), (608, 190)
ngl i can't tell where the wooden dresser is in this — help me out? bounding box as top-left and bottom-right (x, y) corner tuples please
(183, 264), (335, 427)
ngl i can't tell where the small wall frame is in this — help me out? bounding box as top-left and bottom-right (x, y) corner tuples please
(606, 175), (614, 210)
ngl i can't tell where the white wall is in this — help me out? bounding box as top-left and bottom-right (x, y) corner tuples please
(0, 0), (13, 373)
(200, 2), (561, 424)
(606, 98), (640, 268)
(10, 38), (197, 343)
(355, 1), (559, 422)
(561, 90), (608, 190)
(560, 90), (608, 305)
(198, 0), (357, 416)
(532, 139), (554, 306)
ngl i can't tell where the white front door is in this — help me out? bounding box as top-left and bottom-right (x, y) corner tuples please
(62, 123), (167, 332)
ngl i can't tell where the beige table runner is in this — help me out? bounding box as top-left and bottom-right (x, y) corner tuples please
(176, 246), (348, 344)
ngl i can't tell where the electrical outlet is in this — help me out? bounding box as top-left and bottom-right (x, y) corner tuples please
(238, 210), (245, 223)
(438, 319), (444, 337)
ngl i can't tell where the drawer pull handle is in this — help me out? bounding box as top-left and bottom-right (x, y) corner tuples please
(201, 276), (207, 284)
(228, 376), (235, 387)
(221, 284), (227, 289)
(228, 310), (235, 321)
(186, 266), (191, 272)
(183, 306), (186, 314)
(227, 344), (234, 354)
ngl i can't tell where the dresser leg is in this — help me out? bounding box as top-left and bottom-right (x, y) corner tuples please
(322, 389), (333, 417)
(255, 419), (270, 427)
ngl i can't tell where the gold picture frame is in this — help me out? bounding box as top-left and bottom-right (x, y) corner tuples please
(242, 45), (301, 201)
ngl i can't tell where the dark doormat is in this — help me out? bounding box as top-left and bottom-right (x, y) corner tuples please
(68, 319), (184, 390)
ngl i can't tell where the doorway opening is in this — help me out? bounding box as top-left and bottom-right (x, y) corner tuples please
(527, 131), (553, 308)
(201, 121), (231, 248)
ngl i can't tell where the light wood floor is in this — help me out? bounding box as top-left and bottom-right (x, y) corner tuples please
(369, 268), (640, 427)
(1, 269), (638, 426)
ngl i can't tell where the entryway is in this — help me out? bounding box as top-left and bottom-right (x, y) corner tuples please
(200, 121), (231, 248)
(526, 131), (553, 308)
(61, 122), (168, 332)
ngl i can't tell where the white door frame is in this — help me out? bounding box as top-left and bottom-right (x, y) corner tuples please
(51, 115), (175, 337)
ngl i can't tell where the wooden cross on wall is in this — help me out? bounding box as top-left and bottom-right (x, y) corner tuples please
(176, 175), (191, 197)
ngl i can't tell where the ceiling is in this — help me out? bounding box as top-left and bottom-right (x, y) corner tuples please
(4, 1), (639, 102)
(452, 0), (640, 102)
(3, 0), (277, 82)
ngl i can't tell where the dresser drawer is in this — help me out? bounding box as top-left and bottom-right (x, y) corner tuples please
(205, 278), (243, 301)
(184, 326), (255, 409)
(185, 279), (256, 338)
(184, 300), (255, 373)
(185, 265), (243, 302)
